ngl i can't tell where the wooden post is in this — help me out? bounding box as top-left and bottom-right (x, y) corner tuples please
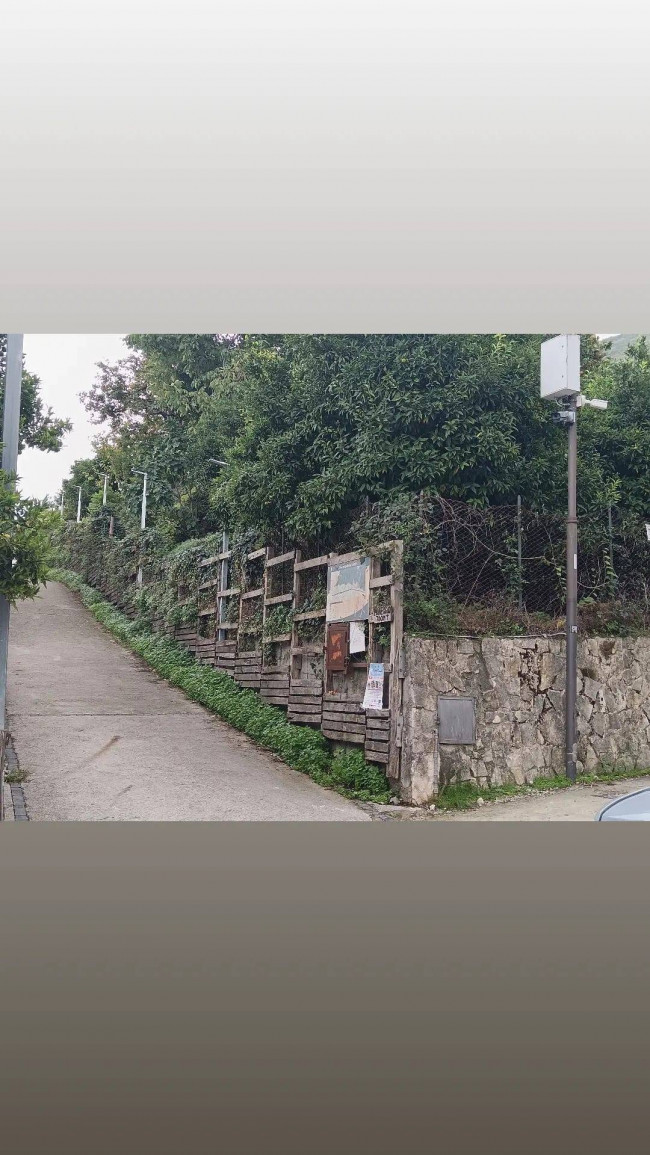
(387, 540), (404, 785)
(290, 549), (302, 682)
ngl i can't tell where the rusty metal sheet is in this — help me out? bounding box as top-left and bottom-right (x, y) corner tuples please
(326, 622), (349, 672)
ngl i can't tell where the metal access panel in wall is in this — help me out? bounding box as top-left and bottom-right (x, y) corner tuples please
(438, 696), (476, 744)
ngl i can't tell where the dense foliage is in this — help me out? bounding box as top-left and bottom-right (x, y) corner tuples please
(0, 477), (57, 603)
(53, 332), (650, 633)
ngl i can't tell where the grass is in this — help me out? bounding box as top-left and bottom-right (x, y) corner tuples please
(436, 764), (650, 811)
(49, 568), (392, 805)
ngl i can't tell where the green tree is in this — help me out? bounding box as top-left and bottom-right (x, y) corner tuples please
(0, 475), (57, 602)
(0, 335), (72, 453)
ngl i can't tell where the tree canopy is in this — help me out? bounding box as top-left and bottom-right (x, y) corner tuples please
(57, 332), (650, 549)
(0, 335), (72, 454)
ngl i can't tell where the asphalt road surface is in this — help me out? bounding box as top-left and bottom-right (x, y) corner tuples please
(7, 582), (370, 822)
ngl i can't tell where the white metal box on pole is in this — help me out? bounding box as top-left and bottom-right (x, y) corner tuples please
(540, 334), (581, 400)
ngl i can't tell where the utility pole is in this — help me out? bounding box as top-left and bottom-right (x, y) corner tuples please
(541, 335), (608, 781)
(102, 474), (108, 506)
(565, 395), (579, 782)
(76, 485), (82, 523)
(0, 334), (23, 817)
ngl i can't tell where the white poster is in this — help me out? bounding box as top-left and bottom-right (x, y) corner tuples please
(349, 620), (366, 654)
(362, 662), (384, 710)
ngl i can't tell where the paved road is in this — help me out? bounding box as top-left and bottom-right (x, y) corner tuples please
(7, 582), (369, 821)
(430, 777), (650, 821)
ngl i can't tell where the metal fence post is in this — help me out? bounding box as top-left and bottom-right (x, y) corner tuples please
(0, 334), (24, 820)
(517, 495), (523, 610)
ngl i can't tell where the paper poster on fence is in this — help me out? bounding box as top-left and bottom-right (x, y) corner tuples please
(349, 620), (366, 654)
(326, 557), (370, 623)
(362, 662), (384, 710)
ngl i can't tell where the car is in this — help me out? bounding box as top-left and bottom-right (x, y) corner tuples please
(596, 787), (650, 821)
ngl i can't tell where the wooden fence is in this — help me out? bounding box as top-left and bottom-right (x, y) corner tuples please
(147, 539), (405, 784)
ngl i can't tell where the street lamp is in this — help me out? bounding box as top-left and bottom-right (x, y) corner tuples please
(132, 469), (148, 585)
(540, 335), (608, 781)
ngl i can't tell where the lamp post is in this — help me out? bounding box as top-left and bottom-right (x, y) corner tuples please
(76, 485), (82, 523)
(102, 474), (108, 506)
(132, 470), (147, 585)
(540, 335), (608, 781)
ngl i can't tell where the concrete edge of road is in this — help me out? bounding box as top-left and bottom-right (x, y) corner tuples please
(1, 734), (28, 821)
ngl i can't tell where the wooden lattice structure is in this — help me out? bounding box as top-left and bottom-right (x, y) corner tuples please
(154, 539), (405, 785)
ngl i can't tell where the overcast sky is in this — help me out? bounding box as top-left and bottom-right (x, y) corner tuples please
(16, 333), (620, 502)
(18, 334), (127, 500)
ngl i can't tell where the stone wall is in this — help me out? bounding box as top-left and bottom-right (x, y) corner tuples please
(401, 634), (650, 805)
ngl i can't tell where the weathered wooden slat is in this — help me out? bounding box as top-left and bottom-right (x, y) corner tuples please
(293, 609), (326, 622)
(291, 644), (324, 656)
(265, 592), (294, 606)
(217, 587), (241, 598)
(324, 693), (363, 704)
(322, 727), (365, 745)
(264, 633), (292, 643)
(259, 695), (289, 707)
(265, 549), (295, 567)
(199, 555), (220, 568)
(293, 554), (329, 573)
(289, 685), (323, 698)
(366, 717), (390, 732)
(369, 574), (393, 589)
(241, 587), (264, 600)
(198, 607), (217, 617)
(198, 577), (220, 591)
(365, 748), (389, 764)
(247, 548), (266, 561)
(287, 712), (322, 725)
(322, 700), (365, 715)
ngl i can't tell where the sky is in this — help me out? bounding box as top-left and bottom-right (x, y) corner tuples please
(18, 334), (127, 500)
(16, 332), (621, 502)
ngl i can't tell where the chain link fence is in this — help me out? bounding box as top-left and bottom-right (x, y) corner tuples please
(349, 494), (650, 635)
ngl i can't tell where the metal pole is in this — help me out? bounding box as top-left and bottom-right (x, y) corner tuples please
(607, 502), (616, 590)
(136, 472), (147, 585)
(516, 494), (523, 611)
(60, 487), (65, 516)
(565, 399), (579, 782)
(76, 486), (82, 523)
(0, 334), (24, 818)
(103, 474), (108, 506)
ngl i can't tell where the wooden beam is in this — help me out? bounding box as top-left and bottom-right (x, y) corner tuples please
(293, 554), (329, 573)
(369, 575), (393, 589)
(265, 549), (295, 567)
(265, 592), (294, 606)
(247, 548), (266, 561)
(241, 587), (264, 600)
(293, 609), (326, 622)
